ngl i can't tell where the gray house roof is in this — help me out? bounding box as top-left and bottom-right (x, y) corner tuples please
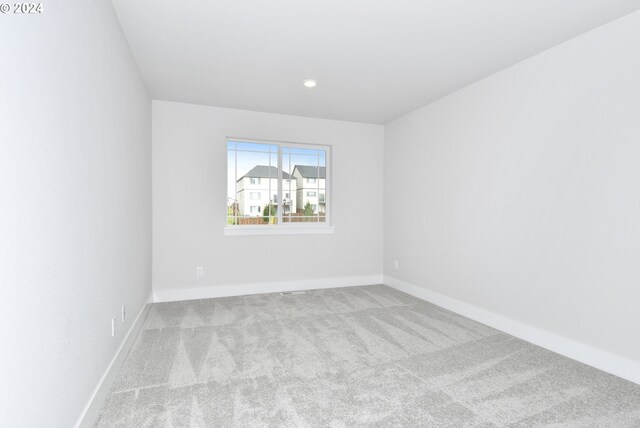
(238, 165), (291, 181)
(293, 165), (326, 179)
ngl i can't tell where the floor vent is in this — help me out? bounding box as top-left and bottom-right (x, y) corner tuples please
(280, 291), (306, 296)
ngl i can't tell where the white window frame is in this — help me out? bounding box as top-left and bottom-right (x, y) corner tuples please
(225, 137), (334, 236)
(307, 191), (317, 197)
(249, 192), (261, 200)
(250, 177), (260, 185)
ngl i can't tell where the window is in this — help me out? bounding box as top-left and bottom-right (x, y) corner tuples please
(227, 139), (332, 234)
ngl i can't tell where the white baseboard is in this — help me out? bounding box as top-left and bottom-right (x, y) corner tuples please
(153, 275), (384, 303)
(75, 294), (153, 428)
(384, 275), (640, 385)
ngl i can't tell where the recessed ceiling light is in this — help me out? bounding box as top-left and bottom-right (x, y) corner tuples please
(303, 79), (317, 88)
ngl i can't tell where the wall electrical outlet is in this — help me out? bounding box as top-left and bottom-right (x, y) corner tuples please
(196, 266), (204, 277)
(394, 260), (399, 270)
(111, 317), (116, 337)
(121, 305), (126, 323)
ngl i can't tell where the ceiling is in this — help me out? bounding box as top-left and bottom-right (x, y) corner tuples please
(111, 0), (640, 124)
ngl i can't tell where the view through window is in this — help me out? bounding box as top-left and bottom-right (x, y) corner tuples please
(227, 139), (329, 226)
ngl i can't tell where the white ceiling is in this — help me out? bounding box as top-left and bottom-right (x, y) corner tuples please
(111, 0), (640, 124)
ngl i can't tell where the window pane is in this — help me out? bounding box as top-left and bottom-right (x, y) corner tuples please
(228, 141), (279, 225)
(282, 146), (326, 223)
(230, 141), (275, 153)
(227, 146), (238, 224)
(281, 148), (297, 223)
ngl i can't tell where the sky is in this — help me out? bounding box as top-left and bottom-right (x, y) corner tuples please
(227, 141), (326, 201)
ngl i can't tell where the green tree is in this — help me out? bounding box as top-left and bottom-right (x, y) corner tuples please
(303, 201), (314, 221)
(263, 203), (277, 223)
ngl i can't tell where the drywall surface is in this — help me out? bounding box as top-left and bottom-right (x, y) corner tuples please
(0, 2), (151, 426)
(384, 11), (640, 364)
(152, 101), (383, 294)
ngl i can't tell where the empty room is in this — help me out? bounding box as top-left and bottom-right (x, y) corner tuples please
(2, 0), (640, 426)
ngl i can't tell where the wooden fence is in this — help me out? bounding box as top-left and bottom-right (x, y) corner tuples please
(230, 213), (326, 225)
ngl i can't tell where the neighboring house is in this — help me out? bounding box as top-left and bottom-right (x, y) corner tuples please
(236, 166), (297, 216)
(292, 165), (326, 215)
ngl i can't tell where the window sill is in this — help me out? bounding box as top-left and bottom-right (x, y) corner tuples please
(224, 225), (335, 236)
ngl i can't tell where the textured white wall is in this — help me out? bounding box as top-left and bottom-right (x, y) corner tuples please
(152, 101), (383, 293)
(384, 11), (640, 364)
(0, 2), (151, 426)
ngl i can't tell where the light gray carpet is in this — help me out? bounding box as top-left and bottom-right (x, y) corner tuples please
(96, 285), (640, 427)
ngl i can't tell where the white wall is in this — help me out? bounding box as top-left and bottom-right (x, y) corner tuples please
(384, 10), (640, 371)
(153, 101), (383, 297)
(0, 2), (151, 426)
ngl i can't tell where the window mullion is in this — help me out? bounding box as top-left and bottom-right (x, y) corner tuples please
(234, 145), (238, 225)
(277, 145), (283, 225)
(268, 150), (272, 224)
(317, 152), (320, 222)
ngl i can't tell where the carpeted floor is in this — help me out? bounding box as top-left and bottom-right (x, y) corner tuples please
(96, 285), (640, 427)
